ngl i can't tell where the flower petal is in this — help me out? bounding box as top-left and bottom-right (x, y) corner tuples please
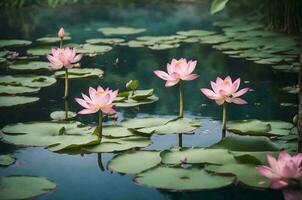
(154, 70), (172, 81)
(233, 88), (249, 98)
(165, 80), (179, 87)
(231, 97), (248, 104)
(182, 74), (199, 81)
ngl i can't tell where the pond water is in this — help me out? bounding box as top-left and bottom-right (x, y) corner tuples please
(0, 2), (298, 200)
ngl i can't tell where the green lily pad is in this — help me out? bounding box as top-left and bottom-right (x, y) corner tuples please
(230, 151), (279, 165)
(0, 75), (57, 88)
(85, 38), (125, 45)
(211, 135), (281, 151)
(0, 154), (16, 166)
(176, 30), (216, 37)
(160, 148), (235, 165)
(27, 47), (51, 56)
(132, 118), (200, 135)
(213, 40), (263, 50)
(199, 34), (229, 44)
(83, 135), (151, 153)
(1, 121), (99, 152)
(8, 61), (50, 71)
(211, 0), (229, 14)
(0, 85), (40, 95)
(205, 163), (270, 188)
(0, 175), (56, 200)
(227, 119), (293, 136)
(36, 36), (71, 43)
(0, 96), (39, 107)
(50, 111), (77, 121)
(108, 150), (161, 174)
(281, 86), (299, 94)
(54, 68), (104, 79)
(122, 117), (171, 129)
(272, 65), (299, 73)
(148, 43), (180, 50)
(77, 44), (112, 54)
(113, 95), (159, 107)
(97, 27), (146, 35)
(0, 39), (32, 48)
(134, 166), (234, 191)
(102, 125), (136, 138)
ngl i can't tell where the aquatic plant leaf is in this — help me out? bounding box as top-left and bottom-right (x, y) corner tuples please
(132, 117), (200, 135)
(213, 40), (263, 50)
(8, 61), (50, 71)
(50, 111), (77, 121)
(0, 154), (16, 166)
(0, 39), (32, 48)
(0, 75), (57, 88)
(0, 85), (40, 95)
(199, 34), (229, 44)
(230, 151), (279, 165)
(148, 44), (180, 50)
(211, 0), (229, 14)
(281, 86), (298, 94)
(0, 175), (56, 200)
(227, 119), (293, 136)
(176, 30), (216, 37)
(205, 163), (270, 188)
(272, 65), (299, 73)
(54, 68), (104, 79)
(108, 150), (161, 174)
(85, 38), (125, 45)
(134, 166), (234, 191)
(102, 125), (136, 138)
(1, 121), (99, 152)
(83, 135), (151, 153)
(97, 27), (146, 35)
(122, 117), (171, 129)
(36, 36), (71, 43)
(27, 47), (52, 56)
(160, 148), (235, 165)
(0, 96), (39, 107)
(77, 44), (112, 54)
(211, 135), (281, 151)
(113, 95), (159, 107)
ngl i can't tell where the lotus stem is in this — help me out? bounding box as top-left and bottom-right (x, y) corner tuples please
(64, 99), (69, 120)
(64, 68), (69, 99)
(179, 81), (184, 118)
(178, 133), (183, 147)
(222, 102), (227, 138)
(98, 110), (103, 139)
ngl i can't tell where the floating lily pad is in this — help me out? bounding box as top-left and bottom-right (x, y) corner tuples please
(211, 135), (281, 151)
(108, 150), (161, 174)
(1, 121), (99, 152)
(122, 117), (171, 129)
(97, 27), (146, 35)
(160, 148), (235, 165)
(85, 38), (125, 45)
(0, 85), (40, 95)
(134, 166), (234, 191)
(0, 96), (39, 107)
(113, 91), (159, 107)
(176, 30), (216, 37)
(213, 40), (263, 50)
(199, 34), (229, 44)
(227, 119), (293, 136)
(27, 47), (51, 56)
(0, 175), (56, 200)
(148, 43), (180, 50)
(54, 68), (104, 79)
(0, 155), (16, 166)
(132, 118), (200, 135)
(0, 39), (32, 48)
(8, 61), (50, 71)
(102, 125), (136, 138)
(281, 86), (299, 94)
(230, 151), (279, 165)
(50, 111), (77, 121)
(36, 36), (71, 43)
(0, 75), (57, 88)
(77, 44), (112, 54)
(272, 65), (299, 73)
(83, 135), (151, 153)
(211, 0), (230, 14)
(205, 163), (270, 188)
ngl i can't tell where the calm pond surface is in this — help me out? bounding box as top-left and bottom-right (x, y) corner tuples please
(0, 2), (298, 200)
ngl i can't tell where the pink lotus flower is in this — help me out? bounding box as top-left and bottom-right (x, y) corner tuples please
(257, 151), (302, 189)
(58, 27), (65, 38)
(200, 76), (249, 105)
(47, 47), (83, 70)
(283, 190), (302, 200)
(75, 86), (118, 115)
(154, 58), (199, 87)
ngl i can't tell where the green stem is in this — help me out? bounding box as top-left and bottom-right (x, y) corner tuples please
(64, 68), (69, 99)
(64, 99), (69, 119)
(179, 81), (184, 118)
(98, 111), (103, 140)
(222, 102), (227, 134)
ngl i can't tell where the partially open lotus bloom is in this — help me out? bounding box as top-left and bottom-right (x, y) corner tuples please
(75, 86), (118, 115)
(47, 47), (83, 70)
(257, 151), (302, 189)
(154, 58), (199, 87)
(58, 27), (65, 38)
(200, 76), (249, 105)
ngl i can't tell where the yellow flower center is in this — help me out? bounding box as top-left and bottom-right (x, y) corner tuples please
(223, 80), (229, 84)
(97, 90), (105, 95)
(175, 60), (181, 65)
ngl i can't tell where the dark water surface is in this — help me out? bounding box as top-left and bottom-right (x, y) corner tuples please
(0, 2), (298, 200)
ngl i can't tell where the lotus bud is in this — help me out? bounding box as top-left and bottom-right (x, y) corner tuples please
(58, 27), (65, 39)
(180, 156), (187, 163)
